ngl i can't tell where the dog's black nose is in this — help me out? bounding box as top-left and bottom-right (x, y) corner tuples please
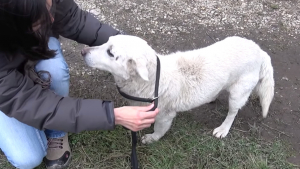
(81, 48), (88, 56)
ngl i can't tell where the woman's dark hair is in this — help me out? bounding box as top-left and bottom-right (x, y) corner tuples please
(0, 0), (56, 60)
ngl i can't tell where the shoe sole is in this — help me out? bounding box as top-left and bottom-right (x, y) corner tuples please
(46, 154), (72, 169)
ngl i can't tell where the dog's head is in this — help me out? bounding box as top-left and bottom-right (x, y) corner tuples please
(82, 35), (156, 81)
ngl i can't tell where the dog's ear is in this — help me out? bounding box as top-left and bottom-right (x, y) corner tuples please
(128, 58), (149, 81)
(136, 60), (149, 81)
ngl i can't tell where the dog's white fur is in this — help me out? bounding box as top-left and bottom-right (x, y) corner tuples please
(83, 35), (275, 144)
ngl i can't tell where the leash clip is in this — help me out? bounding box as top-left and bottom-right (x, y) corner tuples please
(151, 96), (159, 101)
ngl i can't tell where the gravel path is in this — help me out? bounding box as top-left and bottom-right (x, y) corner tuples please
(75, 0), (299, 36)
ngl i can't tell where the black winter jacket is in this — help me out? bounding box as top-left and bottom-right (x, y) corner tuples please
(0, 0), (120, 133)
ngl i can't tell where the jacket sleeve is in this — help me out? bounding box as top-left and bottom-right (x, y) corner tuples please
(0, 64), (115, 133)
(52, 0), (120, 46)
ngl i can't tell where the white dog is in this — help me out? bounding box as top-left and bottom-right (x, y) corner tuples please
(82, 35), (274, 144)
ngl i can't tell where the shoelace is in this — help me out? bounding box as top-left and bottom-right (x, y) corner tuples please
(47, 138), (63, 149)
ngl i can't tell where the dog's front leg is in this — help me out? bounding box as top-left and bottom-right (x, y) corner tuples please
(141, 111), (176, 144)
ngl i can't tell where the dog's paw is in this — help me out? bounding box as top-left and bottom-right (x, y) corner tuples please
(213, 126), (230, 138)
(141, 134), (158, 144)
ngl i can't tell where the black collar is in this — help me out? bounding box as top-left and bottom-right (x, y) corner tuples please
(116, 55), (161, 169)
(116, 55), (161, 109)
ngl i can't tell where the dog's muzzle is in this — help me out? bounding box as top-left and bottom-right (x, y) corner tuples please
(81, 48), (90, 57)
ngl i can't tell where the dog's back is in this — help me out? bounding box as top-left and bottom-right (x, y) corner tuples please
(159, 36), (271, 111)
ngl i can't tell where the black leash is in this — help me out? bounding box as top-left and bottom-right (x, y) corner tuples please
(116, 55), (161, 169)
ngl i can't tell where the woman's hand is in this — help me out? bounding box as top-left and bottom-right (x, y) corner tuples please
(114, 104), (159, 131)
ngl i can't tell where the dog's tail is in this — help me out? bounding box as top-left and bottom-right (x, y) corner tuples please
(255, 51), (275, 118)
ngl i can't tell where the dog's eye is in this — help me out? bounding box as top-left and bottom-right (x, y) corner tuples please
(107, 49), (114, 57)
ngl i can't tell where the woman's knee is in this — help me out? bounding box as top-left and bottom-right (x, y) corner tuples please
(35, 57), (70, 84)
(8, 151), (44, 169)
(35, 55), (70, 96)
(34, 37), (70, 96)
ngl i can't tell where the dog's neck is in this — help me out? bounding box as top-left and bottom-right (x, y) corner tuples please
(113, 55), (159, 99)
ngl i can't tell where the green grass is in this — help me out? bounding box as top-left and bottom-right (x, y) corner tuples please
(0, 113), (297, 169)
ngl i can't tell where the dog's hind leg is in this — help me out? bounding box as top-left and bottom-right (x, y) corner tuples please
(213, 76), (258, 138)
(141, 111), (176, 144)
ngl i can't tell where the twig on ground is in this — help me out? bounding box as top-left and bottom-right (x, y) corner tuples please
(261, 123), (291, 137)
(99, 153), (128, 163)
(188, 137), (210, 151)
(232, 128), (249, 133)
(81, 146), (93, 163)
(206, 31), (217, 42)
